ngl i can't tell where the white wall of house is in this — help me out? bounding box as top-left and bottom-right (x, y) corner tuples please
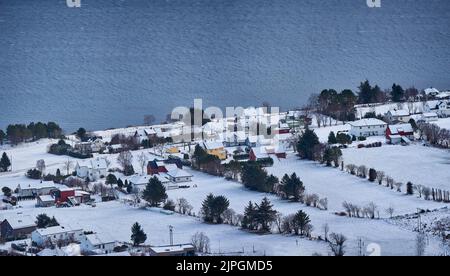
(32, 228), (84, 247)
(350, 124), (387, 137)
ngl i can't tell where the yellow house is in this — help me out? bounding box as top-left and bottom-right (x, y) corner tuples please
(166, 147), (180, 154)
(202, 141), (227, 160)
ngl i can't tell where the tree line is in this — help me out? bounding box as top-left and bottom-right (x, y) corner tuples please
(1, 122), (63, 145)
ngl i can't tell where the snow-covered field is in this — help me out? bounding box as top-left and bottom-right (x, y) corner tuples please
(434, 117), (450, 131)
(342, 144), (450, 191)
(1, 135), (449, 256)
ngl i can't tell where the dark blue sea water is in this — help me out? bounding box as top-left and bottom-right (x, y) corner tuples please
(1, 0), (450, 132)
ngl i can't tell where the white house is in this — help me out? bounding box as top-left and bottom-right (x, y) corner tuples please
(420, 112), (439, 122)
(16, 182), (57, 198)
(75, 158), (108, 181)
(348, 119), (388, 137)
(134, 128), (157, 143)
(386, 110), (410, 123)
(128, 174), (174, 192)
(166, 168), (193, 183)
(437, 101), (450, 117)
(424, 87), (440, 97)
(80, 233), (116, 255)
(32, 226), (84, 247)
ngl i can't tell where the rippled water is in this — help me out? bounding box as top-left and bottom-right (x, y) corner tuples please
(1, 0), (449, 132)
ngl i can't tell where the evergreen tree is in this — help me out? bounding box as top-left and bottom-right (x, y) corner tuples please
(201, 194), (229, 224)
(407, 182), (414, 195)
(36, 214), (59, 228)
(391, 83), (405, 102)
(142, 177), (168, 207)
(131, 222), (147, 246)
(241, 162), (268, 192)
(126, 184), (133, 194)
(117, 179), (124, 189)
(201, 193), (215, 223)
(2, 187), (12, 197)
(336, 133), (351, 145)
(242, 201), (257, 230)
(293, 210), (311, 236)
(328, 131), (337, 144)
(0, 152), (11, 172)
(297, 129), (320, 160)
(282, 173), (305, 202)
(0, 130), (5, 145)
(211, 195), (230, 224)
(76, 127), (87, 141)
(368, 169), (377, 182)
(254, 197), (277, 233)
(106, 174), (118, 186)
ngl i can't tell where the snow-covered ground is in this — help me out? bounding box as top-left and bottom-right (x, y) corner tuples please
(434, 117), (450, 131)
(342, 144), (450, 191)
(1, 132), (449, 255)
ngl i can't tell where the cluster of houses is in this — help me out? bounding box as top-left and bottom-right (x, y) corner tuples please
(13, 181), (91, 208)
(0, 213), (194, 256)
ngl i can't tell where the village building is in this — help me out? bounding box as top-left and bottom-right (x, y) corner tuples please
(424, 87), (440, 97)
(348, 118), (388, 137)
(0, 214), (37, 241)
(386, 123), (415, 145)
(31, 225), (84, 247)
(16, 182), (57, 198)
(37, 195), (56, 207)
(202, 141), (227, 160)
(420, 112), (439, 122)
(166, 168), (193, 183)
(80, 233), (116, 255)
(249, 147), (273, 165)
(128, 174), (174, 192)
(437, 101), (450, 117)
(386, 110), (411, 123)
(148, 244), (196, 256)
(134, 128), (157, 143)
(147, 159), (169, 175)
(75, 158), (107, 181)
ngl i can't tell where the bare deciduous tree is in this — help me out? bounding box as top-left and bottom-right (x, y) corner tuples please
(329, 233), (347, 256)
(117, 151), (133, 171)
(36, 159), (46, 174)
(137, 152), (148, 174)
(386, 206), (395, 218)
(191, 232), (210, 254)
(63, 158), (73, 176)
(376, 171), (385, 185)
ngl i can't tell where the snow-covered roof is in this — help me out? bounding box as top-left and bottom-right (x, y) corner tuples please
(348, 118), (387, 127)
(18, 181), (56, 191)
(150, 244), (195, 254)
(85, 233), (116, 246)
(37, 248), (67, 256)
(38, 195), (55, 202)
(203, 141), (224, 150)
(166, 168), (193, 178)
(34, 225), (82, 236)
(388, 123), (414, 134)
(128, 174), (170, 185)
(1, 214), (36, 229)
(424, 87), (440, 95)
(423, 112), (438, 117)
(387, 110), (410, 117)
(251, 147), (270, 159)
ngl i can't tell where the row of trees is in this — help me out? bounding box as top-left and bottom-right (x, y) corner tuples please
(3, 122), (63, 145)
(417, 122), (450, 148)
(297, 129), (343, 167)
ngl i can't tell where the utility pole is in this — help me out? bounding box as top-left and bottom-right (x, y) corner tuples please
(169, 225), (173, 246)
